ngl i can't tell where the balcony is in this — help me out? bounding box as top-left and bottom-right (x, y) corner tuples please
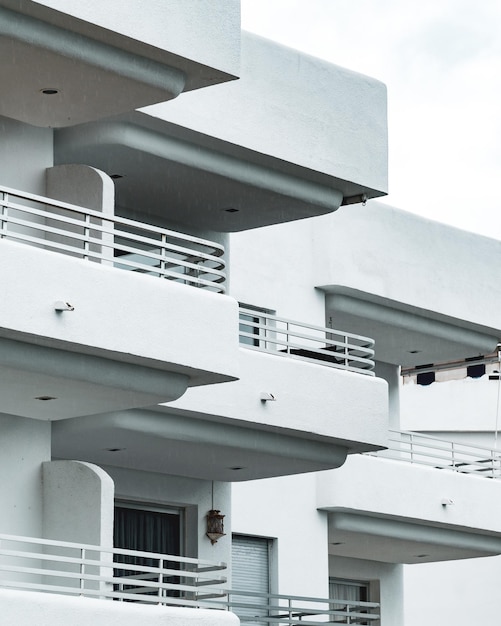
(0, 533), (380, 625)
(0, 185), (239, 420)
(365, 429), (501, 480)
(0, 185), (226, 292)
(141, 309), (386, 481)
(318, 434), (501, 564)
(239, 307), (375, 376)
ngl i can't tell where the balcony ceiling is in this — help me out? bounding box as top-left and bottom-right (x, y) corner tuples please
(324, 291), (498, 368)
(54, 114), (346, 232)
(0, 337), (189, 420)
(51, 408), (349, 482)
(0, 3), (236, 127)
(327, 511), (501, 564)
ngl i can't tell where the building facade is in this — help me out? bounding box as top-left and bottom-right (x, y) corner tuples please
(0, 2), (499, 625)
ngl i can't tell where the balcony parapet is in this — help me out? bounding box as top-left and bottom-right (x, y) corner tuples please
(239, 307), (375, 376)
(208, 589), (381, 625)
(365, 429), (501, 480)
(0, 185), (226, 293)
(0, 533), (227, 605)
(0, 533), (380, 624)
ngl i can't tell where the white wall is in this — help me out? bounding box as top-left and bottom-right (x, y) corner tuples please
(232, 473), (330, 598)
(0, 588), (240, 626)
(150, 32), (388, 196)
(0, 414), (50, 536)
(0, 116), (52, 193)
(42, 461), (114, 546)
(403, 556), (501, 626)
(30, 0), (241, 78)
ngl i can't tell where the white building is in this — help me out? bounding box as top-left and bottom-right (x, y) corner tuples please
(0, 2), (499, 625)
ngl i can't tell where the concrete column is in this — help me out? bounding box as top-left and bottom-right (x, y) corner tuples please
(375, 361), (401, 429)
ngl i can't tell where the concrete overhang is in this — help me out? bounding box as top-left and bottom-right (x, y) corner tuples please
(323, 289), (499, 367)
(55, 116), (345, 232)
(51, 408), (349, 482)
(326, 511), (501, 564)
(0, 1), (239, 127)
(318, 455), (501, 564)
(0, 337), (188, 420)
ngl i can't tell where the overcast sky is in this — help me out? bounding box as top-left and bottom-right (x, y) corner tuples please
(241, 0), (501, 240)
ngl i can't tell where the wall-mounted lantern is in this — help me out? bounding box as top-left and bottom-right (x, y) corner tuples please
(206, 509), (226, 544)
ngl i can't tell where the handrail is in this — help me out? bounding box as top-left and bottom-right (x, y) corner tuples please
(239, 307), (375, 376)
(208, 588), (381, 624)
(0, 533), (227, 606)
(0, 185), (226, 293)
(0, 534), (380, 624)
(365, 429), (501, 479)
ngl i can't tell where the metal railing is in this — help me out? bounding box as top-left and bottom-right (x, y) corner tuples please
(212, 589), (380, 625)
(365, 429), (501, 479)
(0, 533), (227, 605)
(0, 534), (380, 624)
(0, 185), (226, 292)
(239, 307), (375, 376)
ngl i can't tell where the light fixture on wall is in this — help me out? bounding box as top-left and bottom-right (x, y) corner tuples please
(206, 481), (226, 545)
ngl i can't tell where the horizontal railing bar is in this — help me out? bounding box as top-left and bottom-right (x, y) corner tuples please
(5, 214), (225, 272)
(238, 332), (374, 360)
(0, 185), (226, 292)
(239, 308), (374, 345)
(241, 344), (375, 375)
(0, 186), (224, 254)
(225, 588), (380, 608)
(0, 565), (223, 593)
(0, 534), (226, 568)
(2, 232), (224, 287)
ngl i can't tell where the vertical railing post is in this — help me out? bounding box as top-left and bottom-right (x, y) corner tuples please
(409, 432), (414, 464)
(286, 320), (290, 355)
(158, 557), (164, 604)
(83, 213), (90, 260)
(0, 192), (7, 239)
(344, 334), (349, 368)
(451, 441), (456, 471)
(159, 233), (167, 279)
(80, 548), (86, 595)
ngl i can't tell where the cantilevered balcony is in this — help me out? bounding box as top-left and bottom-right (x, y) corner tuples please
(0, 185), (238, 421)
(318, 432), (501, 565)
(239, 307), (375, 376)
(0, 185), (226, 292)
(0, 534), (380, 626)
(365, 429), (501, 479)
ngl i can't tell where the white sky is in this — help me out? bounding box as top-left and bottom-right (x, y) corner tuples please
(241, 0), (501, 240)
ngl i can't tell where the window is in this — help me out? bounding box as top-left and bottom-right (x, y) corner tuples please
(329, 578), (371, 624)
(232, 534), (273, 626)
(114, 503), (183, 598)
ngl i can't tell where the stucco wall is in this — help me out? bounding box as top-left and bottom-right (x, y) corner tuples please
(0, 414), (50, 536)
(146, 32), (388, 196)
(0, 116), (52, 193)
(30, 0), (240, 78)
(0, 588), (239, 626)
(232, 473), (330, 598)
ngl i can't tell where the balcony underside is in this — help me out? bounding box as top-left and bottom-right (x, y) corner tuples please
(324, 290), (498, 367)
(318, 455), (501, 564)
(55, 117), (346, 232)
(0, 3), (238, 127)
(0, 337), (188, 420)
(52, 408), (349, 481)
(327, 511), (501, 564)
